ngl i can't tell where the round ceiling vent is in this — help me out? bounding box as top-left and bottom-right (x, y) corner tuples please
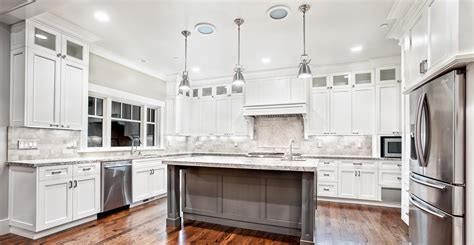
(267, 5), (290, 20)
(195, 23), (216, 35)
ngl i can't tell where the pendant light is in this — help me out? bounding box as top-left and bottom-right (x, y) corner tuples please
(232, 18), (245, 86)
(178, 30), (191, 91)
(297, 4), (312, 79)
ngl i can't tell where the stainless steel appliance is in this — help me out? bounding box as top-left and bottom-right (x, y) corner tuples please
(381, 136), (402, 158)
(101, 160), (132, 212)
(409, 69), (465, 245)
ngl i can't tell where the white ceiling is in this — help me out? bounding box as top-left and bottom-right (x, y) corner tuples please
(47, 0), (400, 81)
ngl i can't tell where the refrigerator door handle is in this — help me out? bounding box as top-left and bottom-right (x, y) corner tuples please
(415, 93), (431, 167)
(409, 173), (447, 191)
(414, 93), (425, 167)
(410, 195), (446, 220)
(421, 94), (431, 167)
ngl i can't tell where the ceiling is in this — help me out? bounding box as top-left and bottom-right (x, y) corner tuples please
(45, 0), (400, 81)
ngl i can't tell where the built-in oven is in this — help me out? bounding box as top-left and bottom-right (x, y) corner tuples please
(381, 136), (402, 158)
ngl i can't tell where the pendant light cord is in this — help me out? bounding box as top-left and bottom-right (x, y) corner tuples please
(238, 24), (241, 66)
(303, 11), (306, 56)
(184, 35), (188, 72)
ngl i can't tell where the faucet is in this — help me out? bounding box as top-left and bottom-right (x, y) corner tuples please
(288, 139), (295, 161)
(130, 136), (142, 155)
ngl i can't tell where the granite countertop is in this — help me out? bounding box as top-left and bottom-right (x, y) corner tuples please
(163, 155), (318, 172)
(7, 152), (400, 168)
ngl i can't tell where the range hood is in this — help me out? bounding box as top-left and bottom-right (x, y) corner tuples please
(243, 102), (307, 116)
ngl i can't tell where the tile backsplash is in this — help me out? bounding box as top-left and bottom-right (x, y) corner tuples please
(7, 116), (372, 161)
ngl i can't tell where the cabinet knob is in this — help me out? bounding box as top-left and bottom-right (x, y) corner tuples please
(62, 55), (66, 59)
(57, 53), (62, 57)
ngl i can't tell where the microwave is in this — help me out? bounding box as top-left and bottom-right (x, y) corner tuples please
(381, 136), (402, 158)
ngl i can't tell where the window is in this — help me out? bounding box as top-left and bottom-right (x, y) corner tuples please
(146, 108), (159, 146)
(111, 101), (141, 147)
(87, 96), (104, 147)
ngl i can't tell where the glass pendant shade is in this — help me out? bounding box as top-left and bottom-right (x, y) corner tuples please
(179, 71), (191, 91)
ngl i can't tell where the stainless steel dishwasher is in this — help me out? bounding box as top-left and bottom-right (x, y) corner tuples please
(101, 160), (132, 212)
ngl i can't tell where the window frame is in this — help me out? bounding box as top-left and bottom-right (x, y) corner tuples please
(82, 84), (165, 152)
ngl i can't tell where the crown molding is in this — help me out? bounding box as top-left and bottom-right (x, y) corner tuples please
(386, 0), (429, 40)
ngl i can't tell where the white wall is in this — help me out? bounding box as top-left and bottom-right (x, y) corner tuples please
(0, 23), (11, 233)
(89, 53), (167, 101)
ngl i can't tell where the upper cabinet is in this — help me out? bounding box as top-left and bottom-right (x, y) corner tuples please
(245, 77), (307, 106)
(10, 20), (89, 130)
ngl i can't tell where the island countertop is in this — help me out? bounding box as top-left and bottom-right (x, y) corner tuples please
(162, 155), (318, 172)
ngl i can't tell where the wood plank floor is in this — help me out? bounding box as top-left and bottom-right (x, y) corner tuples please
(0, 198), (408, 244)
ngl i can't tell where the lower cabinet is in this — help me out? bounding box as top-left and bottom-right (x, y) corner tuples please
(9, 162), (101, 233)
(132, 159), (167, 203)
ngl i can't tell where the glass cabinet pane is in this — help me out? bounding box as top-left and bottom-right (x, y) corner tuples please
(380, 68), (396, 81)
(333, 74), (349, 86)
(34, 28), (56, 51)
(202, 87), (212, 96)
(232, 84), (243, 94)
(66, 41), (84, 61)
(312, 77), (327, 88)
(112, 101), (121, 118)
(216, 86), (228, 95)
(355, 72), (372, 85)
(122, 104), (132, 119)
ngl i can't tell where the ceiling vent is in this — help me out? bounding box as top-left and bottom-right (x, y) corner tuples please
(0, 0), (36, 15)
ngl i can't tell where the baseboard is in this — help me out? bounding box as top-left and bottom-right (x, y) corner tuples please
(130, 194), (166, 208)
(318, 197), (401, 208)
(0, 218), (9, 235)
(10, 215), (96, 240)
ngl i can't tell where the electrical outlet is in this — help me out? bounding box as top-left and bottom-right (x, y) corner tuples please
(18, 140), (38, 150)
(317, 141), (322, 148)
(358, 142), (362, 149)
(67, 141), (78, 149)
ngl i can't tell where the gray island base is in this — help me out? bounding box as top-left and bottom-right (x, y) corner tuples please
(163, 156), (317, 244)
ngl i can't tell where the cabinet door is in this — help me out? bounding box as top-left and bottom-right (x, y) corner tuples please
(409, 9), (429, 82)
(330, 88), (351, 134)
(60, 61), (86, 130)
(200, 98), (216, 135)
(27, 21), (61, 56)
(215, 97), (232, 135)
(27, 49), (61, 128)
(376, 66), (400, 84)
(331, 73), (351, 89)
(150, 167), (167, 197)
(260, 77), (291, 104)
(376, 84), (401, 135)
(175, 96), (190, 135)
(132, 168), (151, 203)
(311, 76), (329, 90)
(338, 169), (358, 199)
(190, 98), (202, 135)
(37, 178), (73, 231)
(310, 90), (330, 135)
(351, 87), (374, 135)
(245, 81), (259, 105)
(61, 34), (88, 65)
(290, 77), (306, 103)
(72, 174), (100, 220)
(358, 169), (379, 201)
(429, 0), (455, 69)
(231, 96), (247, 135)
(353, 71), (374, 87)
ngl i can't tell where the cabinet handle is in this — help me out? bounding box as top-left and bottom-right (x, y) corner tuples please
(57, 53), (62, 57)
(62, 55), (66, 59)
(358, 171), (361, 176)
(353, 163), (363, 166)
(83, 167), (91, 171)
(74, 180), (78, 188)
(51, 171), (62, 175)
(397, 177), (402, 180)
(419, 59), (428, 74)
(69, 181), (73, 189)
(355, 171), (357, 176)
(323, 188), (330, 191)
(50, 123), (59, 127)
(323, 174), (330, 177)
(353, 131), (359, 134)
(397, 164), (402, 167)
(323, 162), (330, 165)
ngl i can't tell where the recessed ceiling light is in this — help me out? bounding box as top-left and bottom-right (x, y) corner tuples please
(351, 45), (363, 52)
(35, 34), (47, 40)
(94, 11), (110, 23)
(267, 5), (290, 20)
(191, 67), (200, 73)
(261, 57), (271, 64)
(195, 23), (216, 35)
(379, 23), (389, 28)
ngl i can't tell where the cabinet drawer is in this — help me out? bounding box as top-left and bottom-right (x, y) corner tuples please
(317, 183), (338, 197)
(339, 161), (378, 169)
(39, 165), (73, 181)
(379, 170), (402, 187)
(379, 161), (402, 170)
(318, 160), (338, 168)
(74, 162), (100, 176)
(318, 169), (338, 182)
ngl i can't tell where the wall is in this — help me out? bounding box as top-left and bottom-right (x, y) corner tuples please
(0, 23), (10, 233)
(89, 53), (167, 101)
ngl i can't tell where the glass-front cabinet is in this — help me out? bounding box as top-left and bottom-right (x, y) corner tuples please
(311, 76), (329, 90)
(376, 66), (400, 84)
(353, 71), (374, 87)
(332, 73), (351, 88)
(62, 35), (88, 65)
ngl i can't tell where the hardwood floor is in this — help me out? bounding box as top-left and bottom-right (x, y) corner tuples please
(0, 198), (408, 244)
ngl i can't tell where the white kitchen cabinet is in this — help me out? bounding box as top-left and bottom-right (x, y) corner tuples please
(376, 66), (401, 85)
(245, 81), (260, 105)
(231, 96), (247, 135)
(290, 77), (306, 103)
(132, 159), (167, 203)
(428, 0), (455, 70)
(215, 97), (232, 135)
(200, 98), (217, 135)
(358, 169), (379, 200)
(309, 90), (330, 135)
(351, 87), (374, 135)
(331, 73), (351, 89)
(9, 20), (89, 130)
(72, 174), (100, 220)
(190, 98), (202, 136)
(245, 76), (307, 106)
(409, 9), (429, 82)
(338, 162), (379, 201)
(175, 96), (190, 136)
(338, 169), (358, 199)
(311, 75), (329, 90)
(330, 88), (351, 134)
(353, 70), (374, 87)
(37, 178), (73, 231)
(376, 83), (401, 135)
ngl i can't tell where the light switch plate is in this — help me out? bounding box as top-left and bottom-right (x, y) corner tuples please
(18, 140), (38, 150)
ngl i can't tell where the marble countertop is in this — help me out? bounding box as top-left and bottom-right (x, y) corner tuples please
(7, 152), (400, 168)
(163, 155), (318, 172)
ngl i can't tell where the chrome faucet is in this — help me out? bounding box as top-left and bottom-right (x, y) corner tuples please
(288, 139), (295, 161)
(130, 136), (142, 155)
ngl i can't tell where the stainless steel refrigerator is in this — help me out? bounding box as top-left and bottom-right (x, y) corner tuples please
(409, 69), (466, 245)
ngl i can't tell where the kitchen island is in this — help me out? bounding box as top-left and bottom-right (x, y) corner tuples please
(163, 156), (318, 244)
